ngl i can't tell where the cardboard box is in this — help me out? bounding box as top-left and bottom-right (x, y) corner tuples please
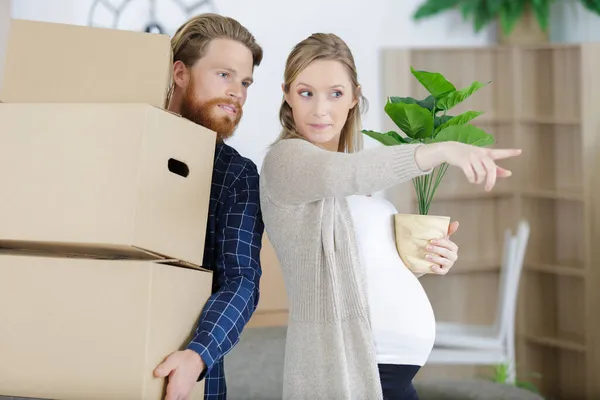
(0, 255), (211, 400)
(1, 19), (172, 108)
(0, 103), (216, 266)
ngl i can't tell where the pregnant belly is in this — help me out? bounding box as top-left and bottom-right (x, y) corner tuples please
(366, 259), (437, 364)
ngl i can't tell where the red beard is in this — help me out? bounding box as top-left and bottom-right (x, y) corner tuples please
(179, 80), (243, 142)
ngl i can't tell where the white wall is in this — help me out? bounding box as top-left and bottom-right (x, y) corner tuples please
(551, 0), (600, 42)
(0, 0), (11, 92)
(10, 0), (494, 169)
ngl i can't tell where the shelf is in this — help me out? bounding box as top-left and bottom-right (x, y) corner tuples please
(522, 342), (587, 399)
(427, 196), (515, 270)
(519, 116), (580, 125)
(525, 334), (587, 353)
(381, 43), (600, 399)
(518, 123), (583, 195)
(454, 259), (499, 274)
(526, 261), (586, 278)
(521, 188), (584, 202)
(518, 47), (581, 122)
(422, 271), (501, 326)
(522, 272), (586, 348)
(522, 198), (585, 271)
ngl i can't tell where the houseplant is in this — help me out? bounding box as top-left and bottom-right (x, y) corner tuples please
(412, 0), (600, 45)
(362, 67), (494, 273)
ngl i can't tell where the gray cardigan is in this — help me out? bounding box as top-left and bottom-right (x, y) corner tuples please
(259, 138), (431, 399)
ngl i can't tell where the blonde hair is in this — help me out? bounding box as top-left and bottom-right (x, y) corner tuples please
(277, 33), (367, 153)
(166, 13), (263, 106)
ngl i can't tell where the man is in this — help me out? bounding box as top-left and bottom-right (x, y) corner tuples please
(153, 13), (264, 400)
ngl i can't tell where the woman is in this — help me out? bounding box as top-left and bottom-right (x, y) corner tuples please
(260, 33), (521, 400)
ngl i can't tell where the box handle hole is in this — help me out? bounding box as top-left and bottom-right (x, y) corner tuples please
(168, 158), (189, 178)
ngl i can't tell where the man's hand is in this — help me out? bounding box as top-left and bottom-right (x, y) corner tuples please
(153, 349), (205, 400)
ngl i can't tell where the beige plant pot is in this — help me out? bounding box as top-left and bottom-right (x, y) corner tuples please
(394, 214), (450, 274)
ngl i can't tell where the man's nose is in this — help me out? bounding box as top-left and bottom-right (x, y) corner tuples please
(227, 82), (243, 100)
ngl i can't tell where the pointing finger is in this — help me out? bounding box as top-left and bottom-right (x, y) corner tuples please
(488, 148), (522, 160)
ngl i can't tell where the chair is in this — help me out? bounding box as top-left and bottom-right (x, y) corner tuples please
(425, 220), (530, 384)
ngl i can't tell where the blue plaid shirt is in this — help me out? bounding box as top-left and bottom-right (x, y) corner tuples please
(186, 142), (264, 399)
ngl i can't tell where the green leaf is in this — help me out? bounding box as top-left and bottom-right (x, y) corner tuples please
(580, 0), (600, 16)
(384, 101), (434, 139)
(410, 67), (456, 99)
(473, 3), (486, 31)
(486, 0), (505, 15)
(361, 130), (410, 146)
(434, 110), (483, 134)
(460, 0), (478, 20)
(499, 0), (526, 35)
(389, 95), (435, 111)
(532, 0), (551, 31)
(416, 95), (436, 111)
(433, 124), (495, 147)
(436, 80), (488, 111)
(434, 115), (453, 130)
(516, 381), (541, 394)
(413, 0), (462, 20)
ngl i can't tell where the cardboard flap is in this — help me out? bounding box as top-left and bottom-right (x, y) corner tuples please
(0, 240), (163, 261)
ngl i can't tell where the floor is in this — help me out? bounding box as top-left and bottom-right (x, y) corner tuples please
(0, 327), (544, 400)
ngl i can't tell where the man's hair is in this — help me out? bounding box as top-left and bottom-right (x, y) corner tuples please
(166, 13), (263, 105)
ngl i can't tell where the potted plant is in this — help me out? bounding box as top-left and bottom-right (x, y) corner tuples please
(362, 67), (494, 274)
(412, 0), (600, 45)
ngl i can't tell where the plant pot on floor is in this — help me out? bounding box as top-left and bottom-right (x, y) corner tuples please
(394, 214), (450, 274)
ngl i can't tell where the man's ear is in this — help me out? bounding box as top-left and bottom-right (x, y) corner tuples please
(172, 60), (190, 89)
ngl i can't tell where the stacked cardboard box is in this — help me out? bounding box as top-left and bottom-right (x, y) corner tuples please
(0, 19), (216, 400)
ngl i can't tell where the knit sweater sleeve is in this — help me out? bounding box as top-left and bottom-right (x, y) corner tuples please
(262, 138), (431, 205)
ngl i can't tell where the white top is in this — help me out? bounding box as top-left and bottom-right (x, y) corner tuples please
(346, 194), (436, 366)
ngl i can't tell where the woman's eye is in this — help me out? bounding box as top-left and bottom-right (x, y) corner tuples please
(299, 91), (312, 97)
(332, 91), (343, 98)
(219, 72), (228, 78)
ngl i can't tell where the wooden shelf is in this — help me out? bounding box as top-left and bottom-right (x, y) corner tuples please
(526, 261), (586, 278)
(521, 189), (584, 202)
(519, 117), (580, 125)
(522, 342), (587, 399)
(455, 259), (500, 274)
(380, 43), (600, 400)
(521, 272), (586, 356)
(525, 334), (587, 353)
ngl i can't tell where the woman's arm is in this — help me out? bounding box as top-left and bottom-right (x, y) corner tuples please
(262, 138), (431, 205)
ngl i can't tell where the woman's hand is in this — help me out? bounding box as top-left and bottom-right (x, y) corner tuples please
(426, 221), (459, 275)
(415, 142), (522, 192)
